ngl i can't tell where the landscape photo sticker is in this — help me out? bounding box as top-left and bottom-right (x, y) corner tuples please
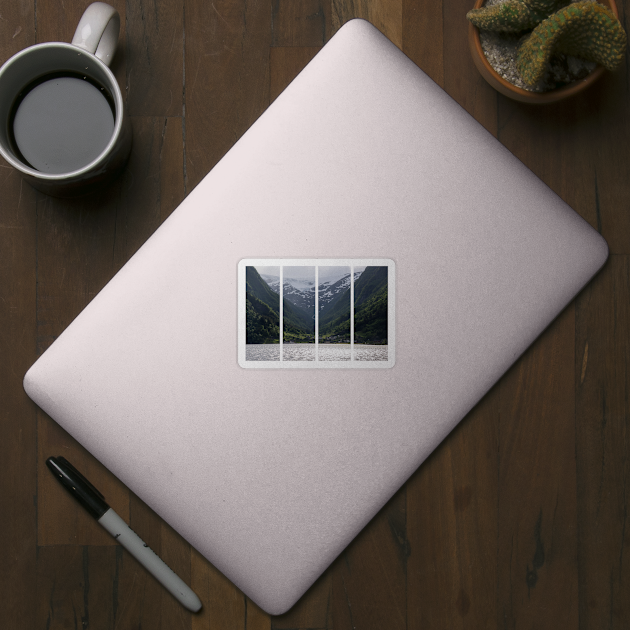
(238, 259), (395, 368)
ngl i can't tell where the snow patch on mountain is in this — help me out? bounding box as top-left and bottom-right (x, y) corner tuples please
(258, 269), (364, 315)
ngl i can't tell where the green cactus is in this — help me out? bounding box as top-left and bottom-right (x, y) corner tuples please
(517, 1), (627, 85)
(467, 0), (568, 33)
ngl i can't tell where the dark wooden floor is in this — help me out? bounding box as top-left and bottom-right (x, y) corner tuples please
(1, 0), (629, 628)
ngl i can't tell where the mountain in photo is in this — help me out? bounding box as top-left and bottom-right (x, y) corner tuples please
(262, 270), (362, 315)
(317, 271), (363, 312)
(353, 266), (388, 343)
(245, 267), (280, 344)
(319, 266), (388, 342)
(262, 275), (316, 314)
(245, 267), (312, 343)
(318, 274), (353, 338)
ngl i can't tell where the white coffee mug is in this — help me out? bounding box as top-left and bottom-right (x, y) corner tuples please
(0, 2), (132, 197)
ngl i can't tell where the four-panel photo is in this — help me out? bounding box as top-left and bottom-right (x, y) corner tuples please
(244, 262), (390, 364)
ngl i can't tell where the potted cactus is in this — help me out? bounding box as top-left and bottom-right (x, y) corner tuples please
(467, 0), (627, 102)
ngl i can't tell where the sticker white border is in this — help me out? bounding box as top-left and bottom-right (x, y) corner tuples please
(238, 259), (395, 369)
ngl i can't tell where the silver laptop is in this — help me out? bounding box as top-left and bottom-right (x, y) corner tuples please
(23, 19), (608, 614)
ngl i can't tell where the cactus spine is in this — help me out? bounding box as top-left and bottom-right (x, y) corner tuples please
(467, 0), (568, 33)
(516, 1), (627, 85)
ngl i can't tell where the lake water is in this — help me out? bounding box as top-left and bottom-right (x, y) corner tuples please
(245, 344), (388, 362)
(283, 344), (316, 361)
(318, 344), (351, 361)
(354, 345), (388, 361)
(246, 344), (280, 361)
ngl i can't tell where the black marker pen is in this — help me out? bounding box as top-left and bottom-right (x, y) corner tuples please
(46, 456), (202, 612)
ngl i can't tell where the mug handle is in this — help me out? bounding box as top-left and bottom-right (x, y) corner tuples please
(71, 2), (120, 67)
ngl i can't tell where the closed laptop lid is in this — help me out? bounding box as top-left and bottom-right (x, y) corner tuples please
(24, 19), (607, 614)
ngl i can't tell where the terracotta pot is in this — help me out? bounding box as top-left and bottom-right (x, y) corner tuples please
(468, 0), (619, 103)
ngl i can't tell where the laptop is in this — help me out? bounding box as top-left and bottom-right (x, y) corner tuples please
(23, 19), (608, 614)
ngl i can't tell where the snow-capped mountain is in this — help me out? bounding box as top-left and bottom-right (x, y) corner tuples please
(281, 279), (316, 313)
(259, 270), (363, 316)
(317, 272), (354, 311)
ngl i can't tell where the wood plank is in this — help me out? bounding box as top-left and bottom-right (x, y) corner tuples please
(497, 305), (578, 628)
(0, 5), (38, 629)
(407, 391), (499, 629)
(126, 0), (184, 117)
(496, 96), (598, 224)
(0, 0), (36, 55)
(184, 0), (272, 192)
(575, 0), (630, 253)
(271, 0), (331, 46)
(582, 72), (630, 255)
(402, 0), (444, 88)
(331, 485), (407, 630)
(247, 599), (272, 630)
(0, 139), (38, 630)
(159, 116), (187, 221)
(576, 256), (630, 629)
(36, 545), (118, 630)
(331, 0), (402, 48)
(443, 0), (497, 132)
(190, 548), (248, 630)
(36, 0), (123, 45)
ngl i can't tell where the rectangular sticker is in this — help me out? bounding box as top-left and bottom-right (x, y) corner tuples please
(238, 259), (395, 368)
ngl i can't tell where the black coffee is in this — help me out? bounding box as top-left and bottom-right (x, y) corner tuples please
(10, 73), (115, 174)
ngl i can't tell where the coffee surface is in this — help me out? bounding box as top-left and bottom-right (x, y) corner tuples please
(12, 75), (115, 174)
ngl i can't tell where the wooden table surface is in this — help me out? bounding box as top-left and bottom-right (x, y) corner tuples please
(1, 0), (628, 628)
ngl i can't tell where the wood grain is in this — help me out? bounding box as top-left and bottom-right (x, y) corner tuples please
(497, 304), (578, 628)
(331, 486), (408, 630)
(184, 0), (271, 191)
(1, 0), (629, 627)
(36, 545), (118, 630)
(0, 4), (39, 630)
(126, 0), (184, 117)
(403, 0), (444, 88)
(271, 0), (331, 46)
(576, 256), (630, 629)
(443, 0), (497, 132)
(407, 391), (498, 629)
(0, 152), (38, 630)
